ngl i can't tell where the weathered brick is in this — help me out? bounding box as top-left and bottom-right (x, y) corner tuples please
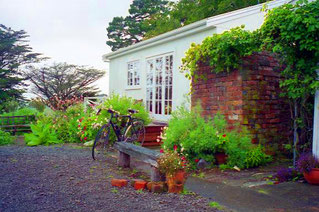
(111, 179), (128, 187)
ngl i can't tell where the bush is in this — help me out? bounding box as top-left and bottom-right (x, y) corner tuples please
(78, 94), (151, 143)
(162, 104), (271, 169)
(52, 104), (86, 143)
(24, 116), (62, 146)
(0, 130), (14, 145)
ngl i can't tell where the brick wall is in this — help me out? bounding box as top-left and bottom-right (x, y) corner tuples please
(191, 52), (290, 147)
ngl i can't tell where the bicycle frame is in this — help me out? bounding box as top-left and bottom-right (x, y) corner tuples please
(108, 111), (134, 142)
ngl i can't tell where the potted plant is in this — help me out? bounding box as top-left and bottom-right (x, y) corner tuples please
(214, 133), (228, 165)
(296, 153), (319, 185)
(157, 148), (188, 193)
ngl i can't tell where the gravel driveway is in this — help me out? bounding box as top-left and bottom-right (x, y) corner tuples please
(0, 145), (217, 212)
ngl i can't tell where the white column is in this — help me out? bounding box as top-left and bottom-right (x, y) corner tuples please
(313, 69), (319, 159)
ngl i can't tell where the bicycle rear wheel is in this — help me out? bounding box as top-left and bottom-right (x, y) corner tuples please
(124, 120), (145, 146)
(92, 124), (111, 160)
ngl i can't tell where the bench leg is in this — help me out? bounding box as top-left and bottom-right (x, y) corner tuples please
(151, 166), (166, 182)
(118, 151), (130, 168)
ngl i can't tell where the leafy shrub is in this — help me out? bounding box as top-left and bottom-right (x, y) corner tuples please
(25, 117), (61, 146)
(162, 104), (271, 169)
(0, 130), (14, 145)
(1, 107), (38, 116)
(79, 94), (151, 143)
(52, 104), (86, 143)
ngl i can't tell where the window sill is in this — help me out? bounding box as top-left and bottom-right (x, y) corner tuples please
(125, 86), (142, 90)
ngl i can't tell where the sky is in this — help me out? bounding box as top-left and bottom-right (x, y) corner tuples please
(0, 0), (133, 95)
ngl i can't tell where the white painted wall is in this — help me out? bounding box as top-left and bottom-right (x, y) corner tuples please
(109, 27), (218, 120)
(107, 5), (277, 122)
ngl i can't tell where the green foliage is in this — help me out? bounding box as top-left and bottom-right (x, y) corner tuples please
(0, 24), (43, 105)
(52, 104), (86, 143)
(79, 94), (151, 143)
(260, 0), (319, 153)
(261, 1), (319, 100)
(0, 98), (19, 113)
(208, 201), (223, 210)
(162, 104), (271, 169)
(1, 107), (38, 116)
(181, 26), (261, 79)
(0, 129), (14, 146)
(25, 117), (61, 146)
(28, 98), (46, 112)
(145, 0), (267, 39)
(106, 0), (169, 51)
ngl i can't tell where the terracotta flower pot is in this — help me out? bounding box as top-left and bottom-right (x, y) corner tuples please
(215, 152), (228, 165)
(166, 170), (186, 193)
(303, 168), (319, 185)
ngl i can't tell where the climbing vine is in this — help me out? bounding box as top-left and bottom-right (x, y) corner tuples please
(181, 26), (261, 80)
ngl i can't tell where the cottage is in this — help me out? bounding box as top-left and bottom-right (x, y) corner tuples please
(103, 0), (293, 123)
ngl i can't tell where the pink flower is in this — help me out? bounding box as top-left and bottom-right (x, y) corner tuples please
(195, 159), (199, 163)
(84, 137), (87, 140)
(173, 145), (178, 151)
(181, 156), (186, 161)
(160, 149), (164, 153)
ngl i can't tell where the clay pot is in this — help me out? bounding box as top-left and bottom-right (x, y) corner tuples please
(166, 170), (186, 193)
(215, 152), (228, 165)
(303, 168), (319, 185)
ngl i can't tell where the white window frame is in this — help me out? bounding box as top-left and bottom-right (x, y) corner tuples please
(126, 60), (141, 90)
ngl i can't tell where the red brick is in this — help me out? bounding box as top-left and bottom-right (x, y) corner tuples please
(111, 179), (128, 187)
(134, 181), (147, 190)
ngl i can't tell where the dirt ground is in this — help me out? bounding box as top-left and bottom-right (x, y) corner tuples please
(0, 145), (218, 212)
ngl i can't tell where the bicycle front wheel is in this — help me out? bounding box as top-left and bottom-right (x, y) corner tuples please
(92, 124), (111, 160)
(124, 120), (145, 146)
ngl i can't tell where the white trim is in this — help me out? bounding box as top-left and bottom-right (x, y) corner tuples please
(206, 0), (291, 26)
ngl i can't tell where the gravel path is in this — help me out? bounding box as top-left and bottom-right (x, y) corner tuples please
(0, 145), (217, 212)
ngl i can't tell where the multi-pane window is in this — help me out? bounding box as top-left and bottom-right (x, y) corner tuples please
(127, 61), (140, 87)
(146, 54), (173, 116)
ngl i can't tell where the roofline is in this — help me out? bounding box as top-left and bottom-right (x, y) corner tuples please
(102, 0), (291, 61)
(103, 19), (208, 61)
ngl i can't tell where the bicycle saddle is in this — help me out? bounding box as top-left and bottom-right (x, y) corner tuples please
(128, 109), (138, 114)
(107, 108), (116, 113)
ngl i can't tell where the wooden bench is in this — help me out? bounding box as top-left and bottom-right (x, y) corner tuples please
(0, 115), (35, 135)
(114, 142), (165, 182)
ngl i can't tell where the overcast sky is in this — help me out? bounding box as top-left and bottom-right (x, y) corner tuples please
(0, 0), (134, 95)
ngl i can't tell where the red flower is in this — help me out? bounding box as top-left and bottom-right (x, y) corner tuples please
(195, 159), (199, 163)
(79, 118), (83, 123)
(181, 156), (186, 161)
(84, 137), (87, 140)
(78, 124), (81, 128)
(83, 126), (87, 131)
(160, 149), (164, 153)
(173, 145), (178, 151)
(222, 134), (226, 138)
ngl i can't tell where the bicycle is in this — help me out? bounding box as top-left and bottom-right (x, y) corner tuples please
(92, 108), (145, 160)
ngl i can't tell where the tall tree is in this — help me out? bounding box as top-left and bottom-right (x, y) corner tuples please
(25, 63), (105, 110)
(0, 24), (42, 105)
(106, 0), (169, 51)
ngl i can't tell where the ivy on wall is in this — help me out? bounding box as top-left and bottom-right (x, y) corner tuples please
(181, 26), (261, 80)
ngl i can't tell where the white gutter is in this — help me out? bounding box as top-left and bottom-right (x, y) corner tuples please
(103, 19), (209, 61)
(207, 0), (291, 26)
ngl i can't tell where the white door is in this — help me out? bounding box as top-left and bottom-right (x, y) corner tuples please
(146, 54), (173, 122)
